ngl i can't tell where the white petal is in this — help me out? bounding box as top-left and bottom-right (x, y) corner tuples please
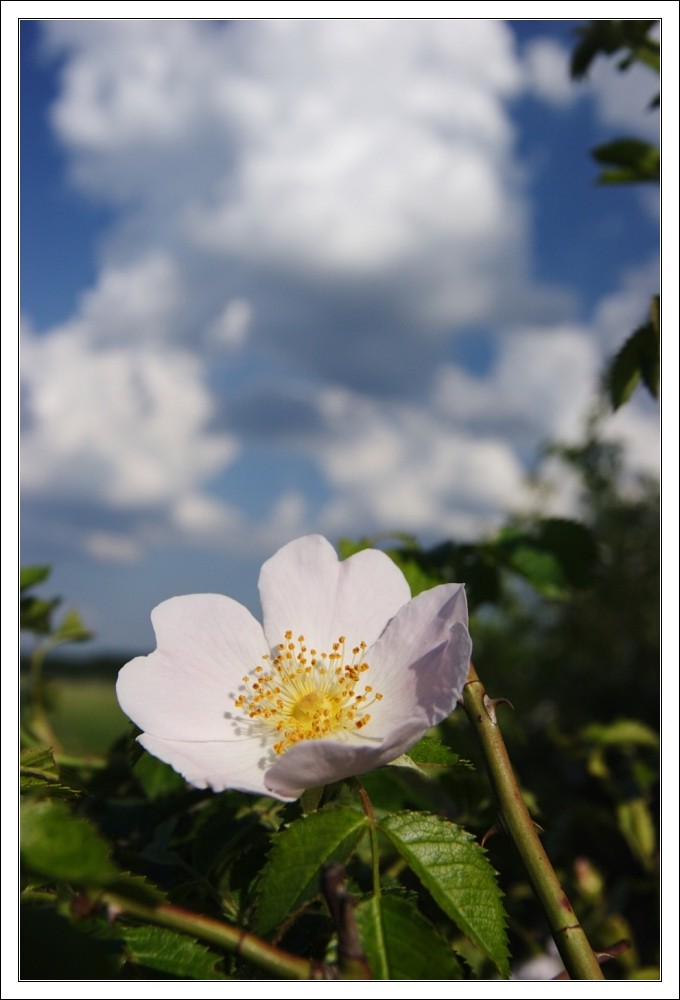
(138, 733), (289, 799)
(264, 720), (427, 800)
(259, 535), (411, 652)
(366, 583), (471, 734)
(116, 593), (267, 741)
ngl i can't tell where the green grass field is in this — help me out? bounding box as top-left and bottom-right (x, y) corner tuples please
(26, 676), (132, 755)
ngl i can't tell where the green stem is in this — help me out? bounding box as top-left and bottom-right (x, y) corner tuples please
(355, 782), (381, 900)
(102, 891), (315, 979)
(27, 641), (63, 751)
(463, 663), (604, 981)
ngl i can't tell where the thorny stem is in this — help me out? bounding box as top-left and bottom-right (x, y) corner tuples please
(102, 891), (315, 979)
(463, 662), (604, 980)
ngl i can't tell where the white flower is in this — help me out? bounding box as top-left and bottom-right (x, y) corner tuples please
(116, 535), (471, 801)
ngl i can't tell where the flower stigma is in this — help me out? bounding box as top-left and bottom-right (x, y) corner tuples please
(234, 630), (383, 754)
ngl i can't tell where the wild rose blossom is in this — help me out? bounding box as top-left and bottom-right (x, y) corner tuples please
(116, 535), (471, 801)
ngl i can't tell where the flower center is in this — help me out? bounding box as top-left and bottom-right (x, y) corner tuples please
(234, 630), (383, 755)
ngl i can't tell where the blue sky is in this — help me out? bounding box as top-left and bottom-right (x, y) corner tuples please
(19, 18), (660, 653)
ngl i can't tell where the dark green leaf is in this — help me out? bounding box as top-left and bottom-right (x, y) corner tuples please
(134, 751), (188, 799)
(253, 806), (366, 937)
(20, 565), (52, 591)
(379, 811), (509, 976)
(121, 925), (228, 980)
(535, 518), (598, 588)
(21, 798), (119, 885)
(592, 138), (659, 184)
(20, 595), (61, 635)
(356, 893), (463, 980)
(21, 905), (122, 979)
(607, 310), (660, 409)
(571, 21), (659, 79)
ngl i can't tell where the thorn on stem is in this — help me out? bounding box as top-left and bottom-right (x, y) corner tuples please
(483, 694), (515, 725)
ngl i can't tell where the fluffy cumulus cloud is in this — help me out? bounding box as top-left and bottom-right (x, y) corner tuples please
(22, 18), (658, 603)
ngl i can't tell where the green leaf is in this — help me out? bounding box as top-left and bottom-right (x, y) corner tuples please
(21, 798), (119, 885)
(253, 806), (366, 937)
(570, 20), (659, 79)
(406, 735), (471, 770)
(379, 811), (509, 976)
(121, 925), (228, 980)
(581, 718), (659, 750)
(20, 595), (61, 635)
(607, 304), (660, 409)
(536, 518), (598, 588)
(508, 546), (566, 599)
(617, 798), (656, 871)
(356, 893), (463, 980)
(133, 751), (188, 799)
(53, 608), (93, 644)
(20, 565), (52, 591)
(592, 138), (659, 184)
(20, 747), (80, 798)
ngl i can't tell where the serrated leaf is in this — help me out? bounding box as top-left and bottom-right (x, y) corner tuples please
(21, 798), (119, 885)
(20, 565), (52, 591)
(108, 872), (166, 906)
(253, 806), (366, 937)
(21, 746), (59, 777)
(121, 925), (228, 980)
(407, 735), (470, 769)
(20, 746), (80, 798)
(356, 893), (463, 980)
(379, 811), (509, 976)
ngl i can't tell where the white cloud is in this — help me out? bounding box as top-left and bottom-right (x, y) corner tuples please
(522, 27), (659, 140)
(22, 19), (658, 583)
(21, 325), (235, 510)
(314, 389), (532, 541)
(434, 324), (600, 444)
(44, 18), (547, 341)
(523, 38), (577, 107)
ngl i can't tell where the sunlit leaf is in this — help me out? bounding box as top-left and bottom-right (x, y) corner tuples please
(53, 608), (93, 644)
(406, 735), (470, 769)
(379, 811), (509, 976)
(581, 718), (659, 749)
(20, 565), (52, 591)
(356, 892), (463, 980)
(253, 806), (366, 937)
(592, 138), (659, 184)
(21, 798), (118, 885)
(20, 747), (80, 798)
(616, 798), (656, 871)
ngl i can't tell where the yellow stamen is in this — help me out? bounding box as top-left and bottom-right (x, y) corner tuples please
(234, 632), (382, 754)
